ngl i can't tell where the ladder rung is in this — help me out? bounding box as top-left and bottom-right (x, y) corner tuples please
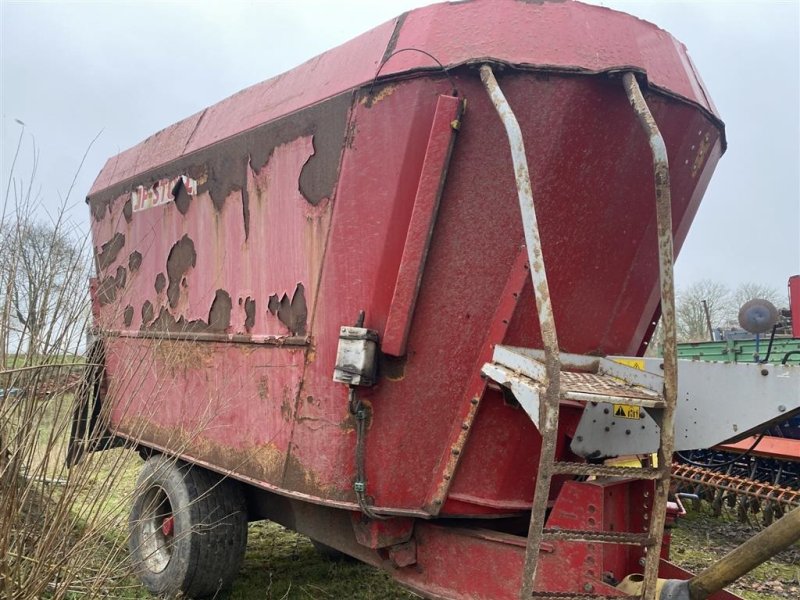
(562, 390), (666, 409)
(542, 529), (655, 546)
(552, 462), (664, 480)
(530, 594), (639, 600)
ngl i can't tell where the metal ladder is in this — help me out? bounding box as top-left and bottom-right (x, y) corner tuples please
(479, 65), (679, 600)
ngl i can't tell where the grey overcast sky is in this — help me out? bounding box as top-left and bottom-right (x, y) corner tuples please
(1, 0), (798, 299)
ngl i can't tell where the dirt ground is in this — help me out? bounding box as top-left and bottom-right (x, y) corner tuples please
(669, 506), (800, 600)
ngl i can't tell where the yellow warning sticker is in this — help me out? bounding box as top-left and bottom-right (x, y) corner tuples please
(613, 358), (645, 371)
(613, 404), (641, 420)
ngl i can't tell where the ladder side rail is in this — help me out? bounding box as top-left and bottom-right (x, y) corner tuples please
(622, 72), (679, 600)
(479, 64), (562, 600)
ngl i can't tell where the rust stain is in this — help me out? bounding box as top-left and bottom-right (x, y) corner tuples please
(123, 305), (134, 327)
(361, 83), (397, 107)
(244, 297), (256, 332)
(691, 132), (711, 178)
(154, 273), (166, 294)
(381, 12), (408, 65)
(305, 347), (316, 364)
(267, 283), (308, 335)
(152, 339), (214, 371)
(207, 289), (232, 331)
(146, 306), (210, 334)
(141, 300), (154, 325)
(281, 448), (343, 501)
(380, 354), (407, 381)
(123, 198), (133, 223)
(116, 417), (288, 487)
(165, 234), (196, 308)
(97, 276), (116, 305)
(128, 251), (142, 272)
(88, 94), (351, 246)
(173, 176), (193, 215)
(257, 376), (268, 400)
(97, 265), (128, 305)
(114, 266), (127, 289)
(281, 397), (292, 422)
(96, 232), (125, 270)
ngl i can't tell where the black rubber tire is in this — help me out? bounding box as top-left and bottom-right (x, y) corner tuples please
(128, 456), (248, 598)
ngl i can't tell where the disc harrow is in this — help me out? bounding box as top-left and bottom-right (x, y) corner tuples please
(672, 462), (800, 525)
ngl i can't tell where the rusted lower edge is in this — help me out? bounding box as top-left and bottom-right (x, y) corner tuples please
(622, 72), (678, 600)
(100, 329), (310, 346)
(109, 429), (429, 518)
(479, 64), (562, 600)
(423, 245), (529, 513)
(383, 94), (464, 357)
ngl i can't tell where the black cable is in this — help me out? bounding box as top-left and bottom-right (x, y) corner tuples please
(781, 350), (800, 365)
(676, 430), (767, 468)
(758, 323), (779, 363)
(366, 48), (460, 103)
(349, 388), (387, 520)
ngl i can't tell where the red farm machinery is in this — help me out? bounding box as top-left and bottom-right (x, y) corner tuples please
(71, 1), (800, 599)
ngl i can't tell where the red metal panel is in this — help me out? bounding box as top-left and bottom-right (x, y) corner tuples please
(789, 275), (800, 338)
(396, 523), (527, 600)
(181, 20), (396, 155)
(93, 111), (205, 194)
(384, 0), (719, 120)
(92, 134), (331, 338)
(104, 337), (305, 491)
(717, 435), (800, 462)
(287, 78), (450, 504)
(90, 0), (722, 197)
(432, 247), (533, 513)
(288, 71), (722, 514)
(393, 481), (676, 598)
(89, 18), (397, 194)
(383, 94), (463, 357)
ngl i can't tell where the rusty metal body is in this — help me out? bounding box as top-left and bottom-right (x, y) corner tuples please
(84, 1), (734, 598)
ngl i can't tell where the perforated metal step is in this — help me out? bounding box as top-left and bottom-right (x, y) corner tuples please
(560, 371), (664, 408)
(542, 529), (655, 546)
(552, 462), (662, 480)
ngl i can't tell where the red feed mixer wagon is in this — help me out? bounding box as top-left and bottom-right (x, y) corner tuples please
(71, 1), (800, 599)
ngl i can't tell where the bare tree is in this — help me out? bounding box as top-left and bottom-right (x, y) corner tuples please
(675, 279), (732, 342)
(730, 282), (786, 314)
(3, 222), (86, 357)
(1, 129), (92, 362)
(0, 127), (141, 599)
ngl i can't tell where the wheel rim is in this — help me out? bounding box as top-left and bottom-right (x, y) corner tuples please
(139, 485), (174, 574)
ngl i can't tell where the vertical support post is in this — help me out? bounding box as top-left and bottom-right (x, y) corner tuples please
(480, 64), (561, 600)
(622, 72), (678, 600)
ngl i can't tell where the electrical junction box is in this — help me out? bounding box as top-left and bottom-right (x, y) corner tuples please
(333, 326), (379, 387)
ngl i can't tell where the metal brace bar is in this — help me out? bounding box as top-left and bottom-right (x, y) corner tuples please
(480, 64), (561, 600)
(622, 72), (678, 600)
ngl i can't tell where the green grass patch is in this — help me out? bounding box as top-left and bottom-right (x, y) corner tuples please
(670, 506), (800, 600)
(231, 522), (415, 600)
